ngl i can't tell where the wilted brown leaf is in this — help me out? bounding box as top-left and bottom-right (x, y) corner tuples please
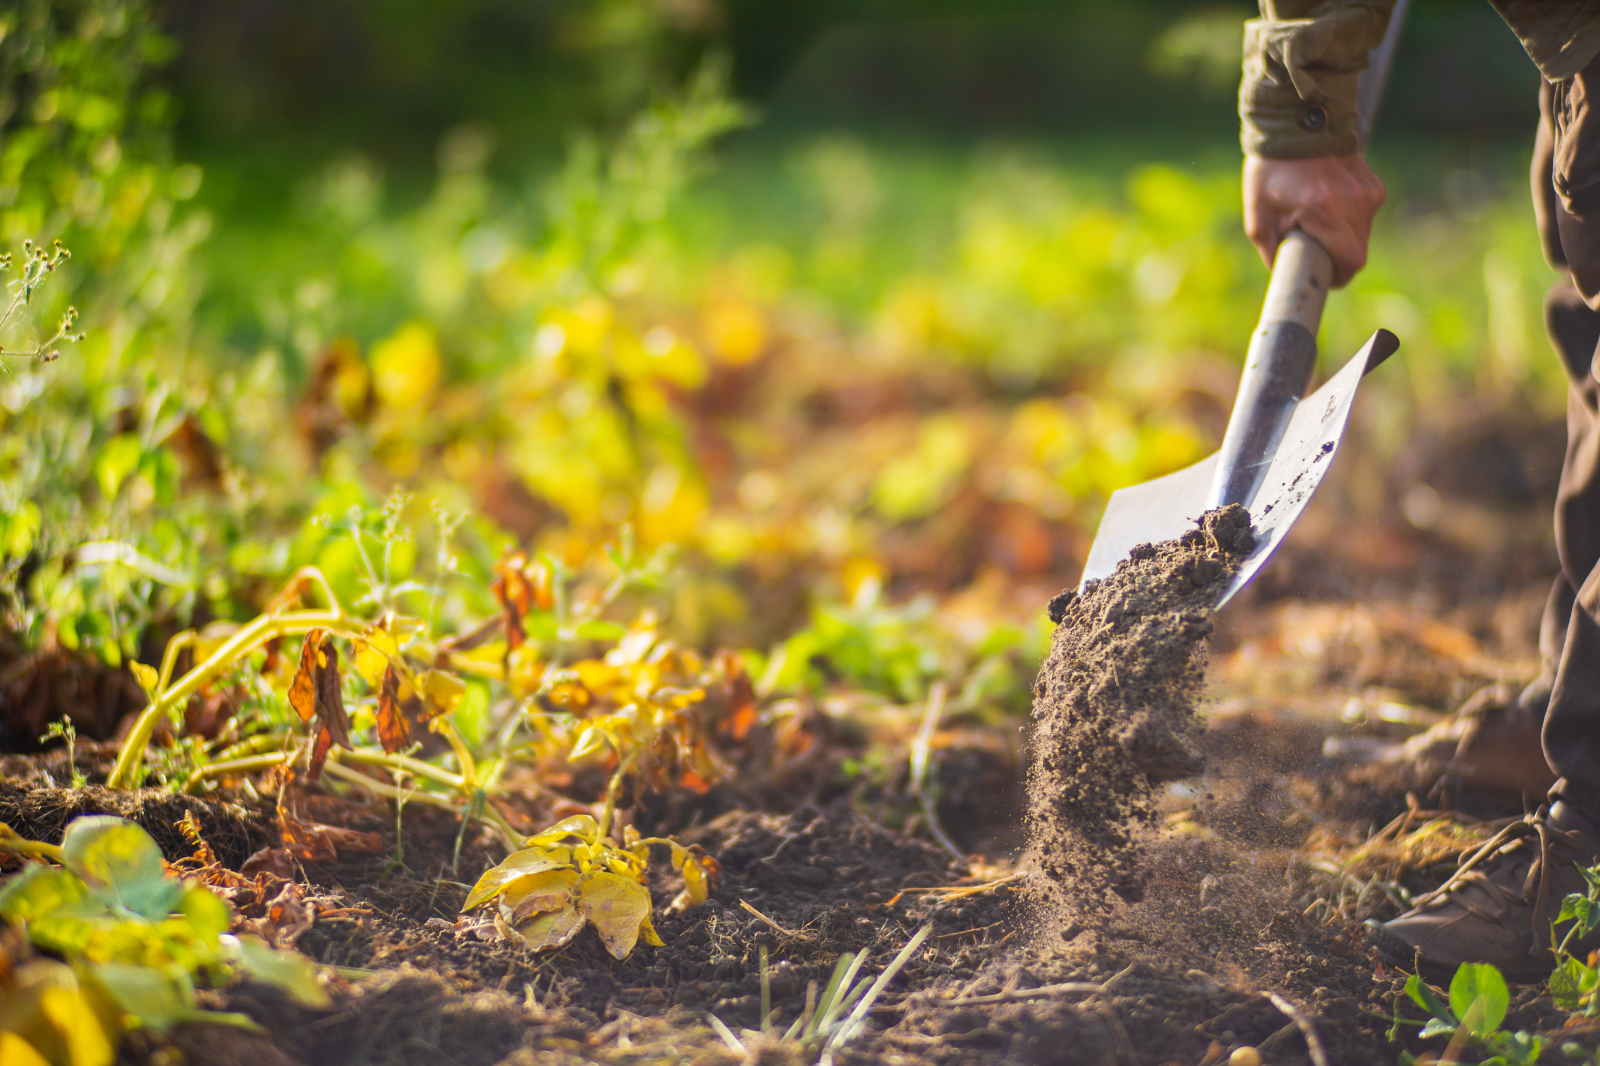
(375, 664), (409, 753)
(290, 629), (351, 780)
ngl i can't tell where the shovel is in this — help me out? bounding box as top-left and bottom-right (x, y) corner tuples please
(1079, 1), (1408, 609)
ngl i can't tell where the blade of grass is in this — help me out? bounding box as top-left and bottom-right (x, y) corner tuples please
(706, 1013), (748, 1059)
(827, 924), (933, 1053)
(813, 948), (870, 1040)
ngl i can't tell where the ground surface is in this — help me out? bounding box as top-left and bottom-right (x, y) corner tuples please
(1, 458), (1591, 1066)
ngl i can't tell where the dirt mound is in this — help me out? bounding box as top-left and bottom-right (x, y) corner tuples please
(0, 780), (275, 868)
(1025, 504), (1254, 913)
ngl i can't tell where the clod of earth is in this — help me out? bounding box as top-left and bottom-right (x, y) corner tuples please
(1026, 504), (1254, 914)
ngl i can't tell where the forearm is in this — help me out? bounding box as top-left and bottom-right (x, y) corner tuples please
(1240, 0), (1398, 159)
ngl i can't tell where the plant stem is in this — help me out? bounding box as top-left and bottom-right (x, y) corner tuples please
(106, 608), (351, 788)
(0, 838), (64, 863)
(597, 750), (643, 840)
(181, 750), (294, 791)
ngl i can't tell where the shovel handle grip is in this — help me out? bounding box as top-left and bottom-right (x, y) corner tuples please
(1206, 230), (1332, 509)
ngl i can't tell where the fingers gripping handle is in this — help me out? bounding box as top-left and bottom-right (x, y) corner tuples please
(1206, 229), (1332, 509)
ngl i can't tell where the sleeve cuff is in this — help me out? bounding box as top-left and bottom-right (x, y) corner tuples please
(1238, 9), (1390, 159)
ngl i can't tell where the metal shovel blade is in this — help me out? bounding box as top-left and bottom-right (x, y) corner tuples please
(1078, 329), (1397, 609)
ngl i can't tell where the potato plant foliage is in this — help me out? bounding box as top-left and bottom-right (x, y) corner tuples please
(462, 814), (719, 959)
(0, 817), (326, 1066)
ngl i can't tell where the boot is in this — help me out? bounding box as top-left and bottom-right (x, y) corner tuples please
(1368, 802), (1600, 982)
(1338, 680), (1557, 802)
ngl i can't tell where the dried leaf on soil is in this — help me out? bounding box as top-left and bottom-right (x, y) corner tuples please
(288, 629), (352, 781)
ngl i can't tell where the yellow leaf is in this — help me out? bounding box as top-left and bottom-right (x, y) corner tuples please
(569, 725), (606, 762)
(575, 871), (653, 960)
(510, 905), (587, 953)
(593, 846), (646, 880)
(420, 669), (466, 714)
(0, 1033), (51, 1066)
(39, 985), (114, 1066)
(507, 645), (542, 697)
(526, 815), (598, 846)
(639, 910), (665, 948)
(371, 322), (441, 410)
(463, 849), (572, 910)
(501, 868), (580, 922)
(354, 629), (397, 687)
(572, 660), (619, 693)
(128, 661), (159, 697)
(681, 856), (708, 907)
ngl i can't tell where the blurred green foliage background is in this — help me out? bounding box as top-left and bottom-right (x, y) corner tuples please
(0, 0), (1566, 748)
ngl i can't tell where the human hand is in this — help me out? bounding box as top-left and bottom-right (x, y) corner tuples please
(1243, 154), (1386, 288)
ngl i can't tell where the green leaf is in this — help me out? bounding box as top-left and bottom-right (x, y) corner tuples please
(575, 619), (625, 641)
(93, 435), (143, 499)
(1405, 973), (1453, 1022)
(523, 612), (561, 641)
(0, 864), (91, 923)
(60, 817), (182, 919)
(1419, 1017), (1457, 1039)
(1577, 863), (1600, 890)
(25, 910), (99, 957)
(1551, 958), (1586, 1012)
(225, 935), (330, 1007)
(85, 962), (198, 1031)
(177, 886), (230, 941)
(1450, 962), (1510, 1037)
(1558, 894), (1600, 938)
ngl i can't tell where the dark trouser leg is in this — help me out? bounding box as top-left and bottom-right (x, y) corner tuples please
(1545, 288), (1600, 817)
(1537, 54), (1600, 821)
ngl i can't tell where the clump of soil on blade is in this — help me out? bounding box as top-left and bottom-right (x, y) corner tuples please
(1026, 504), (1254, 912)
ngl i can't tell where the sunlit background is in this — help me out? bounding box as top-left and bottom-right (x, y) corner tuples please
(0, 0), (1560, 748)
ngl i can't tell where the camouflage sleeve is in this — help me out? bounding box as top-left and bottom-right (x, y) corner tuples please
(1240, 0), (1398, 159)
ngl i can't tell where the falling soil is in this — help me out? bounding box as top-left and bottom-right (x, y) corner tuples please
(1026, 504), (1255, 914)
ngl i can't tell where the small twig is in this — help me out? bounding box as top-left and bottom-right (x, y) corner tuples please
(1266, 991), (1329, 1066)
(739, 899), (814, 941)
(1095, 997), (1140, 1066)
(942, 962), (1136, 1006)
(884, 870), (1023, 908)
(908, 682), (964, 863)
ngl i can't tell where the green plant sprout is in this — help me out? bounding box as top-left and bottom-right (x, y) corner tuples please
(1385, 855), (1600, 1066)
(1548, 863), (1600, 1017)
(39, 718), (85, 789)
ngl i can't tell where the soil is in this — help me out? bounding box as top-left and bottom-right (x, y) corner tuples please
(0, 711), (1583, 1066)
(1026, 504), (1254, 913)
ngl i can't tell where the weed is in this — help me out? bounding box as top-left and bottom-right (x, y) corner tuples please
(0, 240), (82, 370)
(38, 718), (84, 789)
